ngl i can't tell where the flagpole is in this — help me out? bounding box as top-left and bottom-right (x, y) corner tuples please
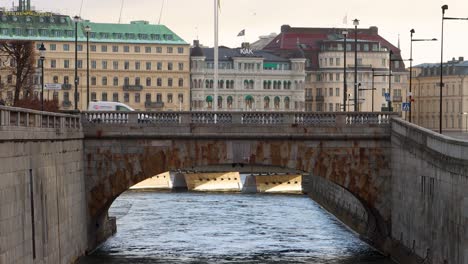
(214, 0), (219, 113)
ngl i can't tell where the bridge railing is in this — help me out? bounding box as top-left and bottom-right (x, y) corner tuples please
(81, 111), (395, 126)
(0, 105), (81, 130)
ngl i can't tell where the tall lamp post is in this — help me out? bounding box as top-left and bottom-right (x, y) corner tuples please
(342, 30), (348, 112)
(84, 25), (91, 110)
(439, 5), (468, 134)
(39, 43), (46, 111)
(73, 15), (81, 110)
(353, 19), (359, 111)
(409, 29), (437, 123)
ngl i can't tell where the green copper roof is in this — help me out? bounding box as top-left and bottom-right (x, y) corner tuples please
(0, 11), (187, 45)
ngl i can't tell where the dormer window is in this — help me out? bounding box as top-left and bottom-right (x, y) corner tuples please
(1, 16), (7, 22)
(39, 17), (44, 23)
(25, 17), (32, 22)
(60, 18), (65, 23)
(12, 16), (17, 22)
(50, 17), (55, 23)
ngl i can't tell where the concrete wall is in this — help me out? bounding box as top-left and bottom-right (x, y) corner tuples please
(391, 118), (468, 264)
(0, 107), (87, 264)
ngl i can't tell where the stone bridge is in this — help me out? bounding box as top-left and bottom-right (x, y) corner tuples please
(81, 111), (395, 255)
(0, 106), (467, 264)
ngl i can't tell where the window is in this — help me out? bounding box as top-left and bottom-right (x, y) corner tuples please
(394, 75), (401, 83)
(178, 78), (183, 87)
(146, 77), (151, 86)
(157, 93), (162, 102)
(77, 44), (83, 51)
(113, 61), (119, 70)
(63, 92), (69, 102)
(156, 47), (162, 53)
(113, 77), (119, 86)
(357, 58), (363, 66)
(135, 77), (141, 86)
(177, 47), (184, 54)
(64, 60), (69, 68)
(124, 77), (130, 85)
(102, 92), (108, 101)
(329, 58), (334, 66)
(102, 77), (108, 86)
(167, 47), (173, 53)
(168, 62), (173, 71)
(123, 46), (129, 52)
(124, 93), (129, 103)
(157, 62), (162, 70)
(336, 73), (340, 81)
(112, 45), (118, 52)
(145, 47), (151, 53)
(77, 60), (83, 69)
(53, 76), (59, 83)
(135, 62), (141, 70)
(64, 76), (69, 84)
(91, 92), (96, 101)
(167, 94), (173, 103)
(157, 78), (162, 86)
(63, 44), (70, 51)
(134, 46), (140, 53)
(102, 61), (108, 69)
(146, 62), (151, 70)
(329, 88), (333, 96)
(113, 93), (118, 102)
(91, 60), (97, 69)
(51, 59), (56, 68)
(124, 61), (130, 70)
(145, 93), (151, 102)
(178, 93), (183, 103)
(336, 58), (341, 66)
(178, 62), (184, 71)
(168, 78), (173, 87)
(135, 93), (140, 103)
(50, 44), (56, 51)
(101, 45), (108, 52)
(91, 76), (96, 85)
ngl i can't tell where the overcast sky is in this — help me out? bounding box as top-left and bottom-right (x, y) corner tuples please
(8, 0), (468, 65)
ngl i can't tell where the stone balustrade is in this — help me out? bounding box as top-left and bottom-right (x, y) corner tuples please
(81, 111), (396, 126)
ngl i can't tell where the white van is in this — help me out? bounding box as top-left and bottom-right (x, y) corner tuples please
(88, 101), (134, 112)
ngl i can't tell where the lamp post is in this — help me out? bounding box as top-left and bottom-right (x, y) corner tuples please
(439, 5), (468, 134)
(342, 30), (348, 112)
(84, 25), (91, 110)
(353, 19), (359, 111)
(358, 68), (377, 112)
(39, 43), (46, 111)
(73, 15), (81, 110)
(409, 29), (437, 123)
(388, 50), (393, 111)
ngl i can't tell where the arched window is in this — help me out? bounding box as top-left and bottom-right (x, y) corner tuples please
(135, 77), (140, 86)
(244, 80), (249, 89)
(245, 95), (254, 109)
(198, 79), (202, 88)
(219, 80), (224, 89)
(146, 77), (151, 86)
(179, 78), (184, 87)
(227, 96), (233, 109)
(157, 78), (162, 86)
(91, 76), (96, 86)
(274, 96), (280, 109)
(249, 80), (254, 89)
(113, 77), (118, 86)
(278, 81), (282, 89)
(124, 77), (129, 85)
(206, 80), (210, 88)
(264, 96), (270, 109)
(273, 81), (277, 89)
(209, 80), (214, 88)
(218, 96), (222, 109)
(230, 80), (234, 89)
(102, 77), (107, 86)
(206, 95), (213, 109)
(263, 81), (267, 89)
(284, 97), (290, 109)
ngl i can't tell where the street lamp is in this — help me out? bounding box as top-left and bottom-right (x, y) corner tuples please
(84, 25), (91, 110)
(409, 29), (437, 123)
(38, 43), (46, 111)
(342, 30), (348, 112)
(358, 69), (378, 112)
(439, 4), (468, 134)
(353, 18), (359, 112)
(73, 15), (81, 111)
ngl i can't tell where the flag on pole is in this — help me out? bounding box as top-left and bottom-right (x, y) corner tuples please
(237, 29), (245, 37)
(343, 13), (348, 25)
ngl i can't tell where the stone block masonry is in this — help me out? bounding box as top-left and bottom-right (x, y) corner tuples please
(0, 106), (87, 264)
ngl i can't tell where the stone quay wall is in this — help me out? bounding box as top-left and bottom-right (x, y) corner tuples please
(0, 106), (87, 264)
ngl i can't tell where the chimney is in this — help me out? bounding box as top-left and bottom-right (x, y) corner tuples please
(281, 24), (291, 33)
(459, 56), (464, 62)
(193, 40), (200, 47)
(369, 26), (378, 35)
(241, 42), (250, 49)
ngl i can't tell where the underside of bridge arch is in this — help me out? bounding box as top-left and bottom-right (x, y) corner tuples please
(84, 137), (393, 253)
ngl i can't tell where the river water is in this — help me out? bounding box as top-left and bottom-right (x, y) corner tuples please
(79, 191), (394, 264)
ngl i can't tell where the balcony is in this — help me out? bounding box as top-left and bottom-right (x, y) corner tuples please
(315, 95), (324, 102)
(62, 84), (72, 90)
(392, 95), (402, 102)
(305, 95), (313, 101)
(145, 101), (164, 109)
(123, 84), (143, 91)
(62, 101), (72, 108)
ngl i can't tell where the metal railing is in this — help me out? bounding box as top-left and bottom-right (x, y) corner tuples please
(81, 111), (395, 126)
(0, 106), (81, 130)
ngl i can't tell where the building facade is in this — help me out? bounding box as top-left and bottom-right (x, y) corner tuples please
(190, 41), (306, 111)
(0, 10), (190, 111)
(263, 25), (408, 113)
(412, 57), (468, 131)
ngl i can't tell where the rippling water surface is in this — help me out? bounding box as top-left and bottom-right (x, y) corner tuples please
(79, 191), (394, 264)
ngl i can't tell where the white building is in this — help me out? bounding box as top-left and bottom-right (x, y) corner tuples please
(190, 41), (306, 111)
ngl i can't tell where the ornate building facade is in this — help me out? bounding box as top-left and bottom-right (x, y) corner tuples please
(190, 41), (306, 111)
(0, 9), (190, 111)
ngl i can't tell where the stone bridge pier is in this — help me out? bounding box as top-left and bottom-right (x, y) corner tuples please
(82, 112), (395, 254)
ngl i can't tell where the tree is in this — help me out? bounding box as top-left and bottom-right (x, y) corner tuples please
(0, 40), (36, 105)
